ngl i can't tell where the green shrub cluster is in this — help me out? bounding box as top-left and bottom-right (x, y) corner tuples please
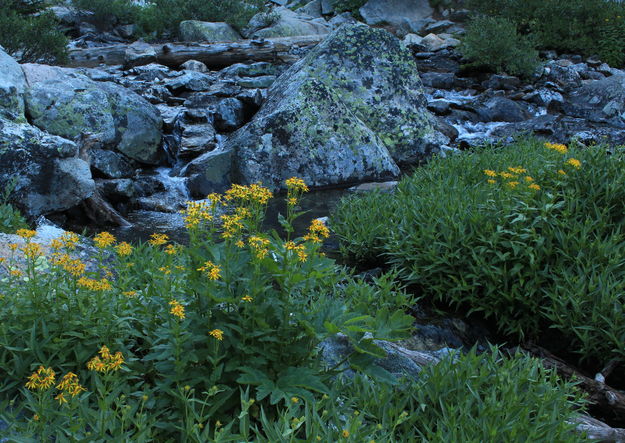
(466, 0), (625, 67)
(70, 0), (265, 38)
(0, 0), (67, 63)
(332, 138), (625, 365)
(459, 16), (541, 78)
(0, 179), (28, 234)
(333, 0), (367, 14)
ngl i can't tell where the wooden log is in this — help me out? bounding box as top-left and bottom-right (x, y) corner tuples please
(65, 35), (326, 69)
(571, 414), (625, 442)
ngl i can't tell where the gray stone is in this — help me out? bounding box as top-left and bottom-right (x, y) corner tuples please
(236, 75), (277, 89)
(483, 74), (521, 91)
(477, 97), (530, 123)
(249, 7), (330, 38)
(220, 62), (278, 78)
(421, 72), (456, 89)
(214, 98), (246, 132)
(359, 0), (433, 35)
(165, 71), (215, 91)
(321, 0), (335, 15)
(402, 33), (425, 52)
(328, 11), (356, 28)
(24, 67), (163, 165)
(0, 119), (95, 217)
(421, 33), (459, 51)
(182, 148), (234, 197)
(91, 149), (135, 179)
(179, 21), (242, 42)
(180, 59), (209, 72)
(229, 24), (445, 190)
(296, 0), (323, 18)
(0, 48), (27, 121)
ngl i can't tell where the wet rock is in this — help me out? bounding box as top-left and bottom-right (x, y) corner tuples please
(359, 0), (433, 35)
(421, 72), (456, 89)
(182, 148), (234, 197)
(230, 24), (446, 190)
(214, 98), (246, 132)
(483, 74), (521, 91)
(91, 149), (135, 179)
(24, 65), (163, 165)
(97, 178), (135, 200)
(477, 97), (530, 123)
(427, 100), (451, 115)
(540, 61), (582, 91)
(522, 88), (564, 108)
(172, 112), (218, 159)
(0, 119), (95, 217)
(0, 48), (27, 121)
(179, 21), (242, 42)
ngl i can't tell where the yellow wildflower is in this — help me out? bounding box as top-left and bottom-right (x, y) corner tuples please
(291, 397), (299, 403)
(8, 243), (18, 251)
(342, 430), (350, 438)
(220, 213), (244, 239)
(93, 232), (116, 248)
(508, 166), (527, 174)
(54, 392), (68, 405)
(209, 329), (224, 341)
(164, 244), (179, 255)
(123, 291), (137, 297)
(115, 242), (133, 256)
(242, 295), (253, 302)
(56, 372), (86, 398)
(87, 346), (124, 373)
(61, 232), (80, 250)
(235, 240), (245, 248)
(506, 181), (520, 189)
(524, 176), (534, 182)
(248, 235), (270, 259)
(303, 219), (330, 243)
(499, 172), (514, 179)
(566, 158), (581, 169)
(528, 183), (541, 191)
(21, 242), (42, 260)
(51, 253), (86, 277)
(545, 142), (568, 154)
(77, 277), (112, 291)
(225, 183), (273, 205)
(159, 266), (172, 275)
(558, 169), (567, 175)
(181, 200), (213, 229)
(487, 179), (496, 184)
(149, 233), (169, 246)
(25, 366), (56, 391)
(169, 300), (186, 319)
(198, 261), (221, 280)
(16, 229), (37, 239)
(483, 169), (497, 177)
(287, 197), (299, 206)
(10, 269), (23, 277)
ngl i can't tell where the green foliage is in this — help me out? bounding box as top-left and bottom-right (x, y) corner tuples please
(332, 138), (625, 365)
(467, 0), (625, 67)
(333, 0), (367, 14)
(0, 182), (415, 440)
(0, 0), (68, 63)
(459, 15), (540, 78)
(0, 179), (27, 234)
(70, 0), (265, 38)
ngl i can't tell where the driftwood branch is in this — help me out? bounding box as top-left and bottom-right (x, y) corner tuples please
(522, 344), (625, 419)
(570, 414), (625, 442)
(65, 35), (326, 69)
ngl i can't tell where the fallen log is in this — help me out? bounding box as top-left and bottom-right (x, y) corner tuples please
(65, 35), (326, 69)
(521, 344), (625, 420)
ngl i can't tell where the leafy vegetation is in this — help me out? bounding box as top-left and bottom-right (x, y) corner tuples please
(466, 0), (625, 67)
(459, 16), (540, 78)
(0, 179), (587, 439)
(332, 138), (625, 366)
(0, 179), (27, 234)
(0, 0), (68, 63)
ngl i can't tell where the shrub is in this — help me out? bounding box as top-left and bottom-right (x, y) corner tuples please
(70, 0), (139, 30)
(0, 0), (68, 63)
(0, 179), (27, 234)
(332, 138), (625, 365)
(459, 15), (540, 78)
(333, 0), (367, 14)
(466, 0), (625, 67)
(0, 179), (417, 440)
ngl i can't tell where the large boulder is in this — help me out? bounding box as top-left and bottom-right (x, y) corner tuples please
(359, 0), (433, 35)
(179, 21), (242, 42)
(246, 7), (330, 38)
(228, 24), (445, 189)
(23, 64), (163, 165)
(0, 119), (95, 217)
(0, 48), (27, 122)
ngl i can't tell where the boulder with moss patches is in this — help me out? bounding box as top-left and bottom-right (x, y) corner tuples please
(0, 119), (95, 217)
(0, 48), (27, 122)
(228, 24), (445, 189)
(179, 21), (242, 42)
(23, 65), (163, 165)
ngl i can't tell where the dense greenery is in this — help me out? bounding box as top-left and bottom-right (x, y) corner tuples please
(466, 0), (625, 67)
(70, 0), (265, 38)
(459, 16), (540, 78)
(0, 180), (587, 440)
(0, 180), (27, 234)
(333, 138), (625, 365)
(0, 0), (67, 63)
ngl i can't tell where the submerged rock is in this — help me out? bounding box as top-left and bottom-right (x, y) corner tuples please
(229, 24), (445, 190)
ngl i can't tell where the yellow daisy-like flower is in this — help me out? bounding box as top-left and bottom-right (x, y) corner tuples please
(77, 277), (112, 291)
(10, 269), (23, 277)
(524, 176), (534, 182)
(291, 397), (299, 403)
(93, 232), (116, 249)
(545, 142), (568, 154)
(506, 181), (520, 189)
(149, 233), (169, 246)
(285, 177), (309, 193)
(123, 290), (137, 297)
(8, 243), (18, 251)
(61, 232), (80, 250)
(54, 392), (68, 405)
(198, 261), (221, 280)
(487, 179), (496, 184)
(16, 229), (37, 239)
(209, 329), (224, 341)
(483, 169), (497, 177)
(87, 346), (124, 373)
(566, 158), (581, 169)
(241, 295), (253, 302)
(159, 266), (172, 275)
(303, 219), (330, 243)
(499, 172), (515, 179)
(21, 242), (42, 260)
(115, 242), (133, 256)
(508, 166), (527, 174)
(558, 169), (567, 175)
(25, 366), (56, 391)
(169, 300), (186, 319)
(164, 244), (179, 255)
(528, 183), (541, 191)
(342, 430), (350, 438)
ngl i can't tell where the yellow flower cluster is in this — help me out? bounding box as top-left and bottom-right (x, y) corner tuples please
(77, 277), (112, 291)
(220, 213), (245, 239)
(483, 166), (541, 192)
(25, 366), (56, 390)
(209, 329), (224, 340)
(566, 158), (581, 169)
(303, 219), (330, 243)
(545, 142), (568, 154)
(93, 232), (116, 249)
(285, 241), (307, 262)
(56, 372), (86, 400)
(50, 232), (81, 252)
(21, 242), (42, 260)
(169, 300), (185, 319)
(87, 346), (124, 373)
(241, 295), (253, 302)
(115, 242), (133, 256)
(181, 200), (213, 229)
(248, 235), (270, 259)
(51, 253), (86, 277)
(16, 229), (37, 239)
(225, 183), (273, 205)
(149, 233), (169, 246)
(285, 177), (309, 193)
(165, 244), (180, 255)
(507, 166), (527, 174)
(198, 261), (221, 280)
